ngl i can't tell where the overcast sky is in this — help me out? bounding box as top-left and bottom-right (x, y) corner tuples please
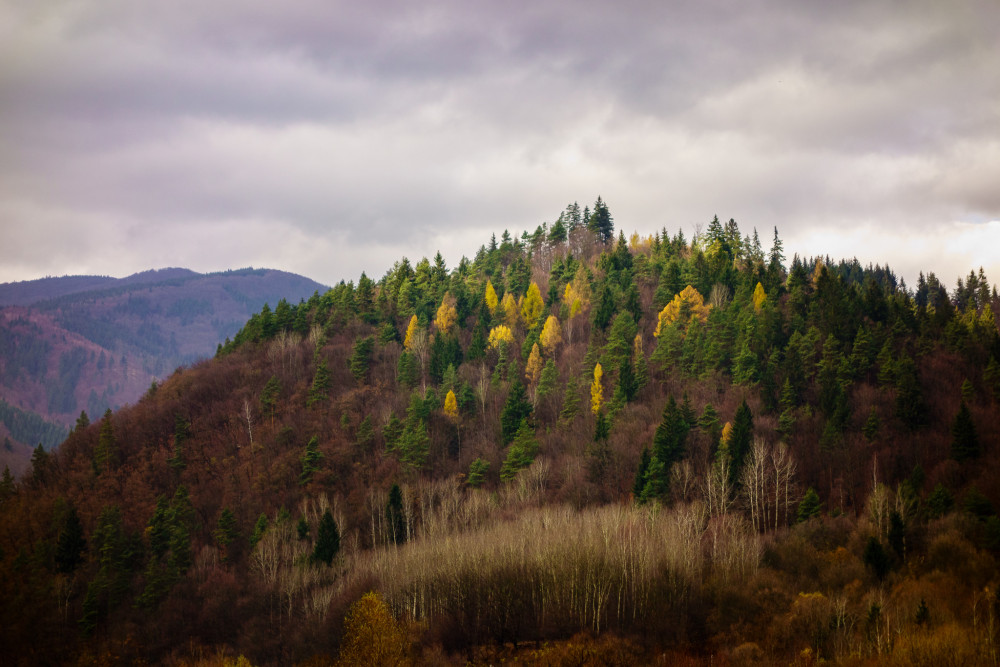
(2, 0), (999, 290)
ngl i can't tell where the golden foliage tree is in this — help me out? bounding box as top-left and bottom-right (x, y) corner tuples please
(484, 280), (498, 316)
(525, 343), (543, 386)
(488, 325), (513, 350)
(336, 591), (408, 666)
(591, 363), (604, 416)
(403, 314), (419, 350)
(752, 282), (767, 313)
(540, 315), (562, 356)
(434, 293), (458, 333)
(520, 282), (545, 329)
(443, 389), (458, 421)
(654, 285), (711, 336)
(500, 292), (518, 329)
(720, 421), (733, 451)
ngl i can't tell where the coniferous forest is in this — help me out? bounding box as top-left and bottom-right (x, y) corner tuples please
(4, 200), (1000, 665)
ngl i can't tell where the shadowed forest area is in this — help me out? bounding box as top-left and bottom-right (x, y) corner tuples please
(3, 200), (1000, 665)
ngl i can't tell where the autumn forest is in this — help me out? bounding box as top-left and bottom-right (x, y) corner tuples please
(4, 200), (1000, 665)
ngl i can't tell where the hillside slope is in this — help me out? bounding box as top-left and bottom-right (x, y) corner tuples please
(0, 268), (328, 472)
(2, 206), (1000, 665)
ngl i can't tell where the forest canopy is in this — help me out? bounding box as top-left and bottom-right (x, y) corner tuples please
(3, 199), (1000, 665)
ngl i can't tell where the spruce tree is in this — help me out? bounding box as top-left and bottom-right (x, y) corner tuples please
(728, 400), (754, 484)
(798, 487), (821, 522)
(214, 508), (239, 564)
(249, 513), (268, 549)
(313, 509), (341, 566)
(94, 409), (118, 474)
(307, 359), (331, 407)
(633, 447), (651, 501)
(300, 436), (323, 485)
(55, 505), (87, 574)
(349, 335), (375, 383)
(951, 401), (979, 461)
(386, 484), (407, 545)
(500, 380), (532, 444)
(652, 396), (688, 474)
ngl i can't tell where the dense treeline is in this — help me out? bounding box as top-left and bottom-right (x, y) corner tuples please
(3, 199), (1000, 664)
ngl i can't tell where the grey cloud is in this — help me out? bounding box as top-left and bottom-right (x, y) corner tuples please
(1, 0), (999, 286)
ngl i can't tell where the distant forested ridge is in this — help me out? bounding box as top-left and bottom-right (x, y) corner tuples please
(0, 267), (327, 472)
(2, 201), (1000, 665)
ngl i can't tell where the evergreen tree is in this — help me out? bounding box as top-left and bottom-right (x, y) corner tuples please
(313, 509), (341, 566)
(589, 196), (614, 243)
(728, 400), (754, 484)
(984, 356), (1000, 402)
(297, 516), (310, 540)
(259, 376), (281, 425)
(500, 380), (533, 444)
(214, 508), (239, 564)
(862, 406), (881, 442)
(386, 484), (407, 545)
(863, 537), (891, 582)
(55, 504), (87, 574)
(300, 436), (323, 485)
(467, 458), (489, 487)
(249, 513), (268, 549)
(307, 359), (331, 407)
(951, 400), (979, 461)
(926, 483), (954, 519)
(603, 312), (638, 371)
(652, 396), (688, 474)
(94, 409), (118, 474)
(0, 464), (15, 500)
(396, 350), (419, 388)
(356, 415), (375, 453)
(349, 335), (375, 383)
(633, 447), (651, 501)
(147, 496), (172, 559)
(500, 420), (540, 481)
(894, 356), (927, 428)
(798, 487), (821, 522)
(559, 375), (582, 425)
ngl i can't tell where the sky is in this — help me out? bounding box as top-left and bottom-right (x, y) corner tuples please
(2, 0), (999, 291)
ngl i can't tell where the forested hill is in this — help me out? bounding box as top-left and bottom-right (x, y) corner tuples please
(3, 201), (1000, 665)
(0, 268), (327, 474)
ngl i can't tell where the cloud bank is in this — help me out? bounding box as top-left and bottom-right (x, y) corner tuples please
(2, 0), (998, 288)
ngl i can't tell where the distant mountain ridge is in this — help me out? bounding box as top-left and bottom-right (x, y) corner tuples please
(0, 267), (328, 473)
(0, 267), (200, 307)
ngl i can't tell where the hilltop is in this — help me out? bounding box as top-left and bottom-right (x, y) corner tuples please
(2, 202), (1000, 665)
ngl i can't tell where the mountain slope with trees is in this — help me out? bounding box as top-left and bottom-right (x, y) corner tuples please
(0, 268), (327, 475)
(3, 201), (1000, 665)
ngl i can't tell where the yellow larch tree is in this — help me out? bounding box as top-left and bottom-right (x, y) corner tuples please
(654, 285), (712, 337)
(484, 280), (499, 316)
(403, 314), (419, 350)
(540, 315), (562, 356)
(720, 421), (733, 451)
(500, 292), (519, 329)
(629, 231), (654, 253)
(591, 363), (604, 415)
(520, 282), (545, 329)
(488, 324), (513, 350)
(434, 293), (458, 333)
(443, 389), (458, 420)
(525, 343), (543, 386)
(752, 282), (767, 313)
